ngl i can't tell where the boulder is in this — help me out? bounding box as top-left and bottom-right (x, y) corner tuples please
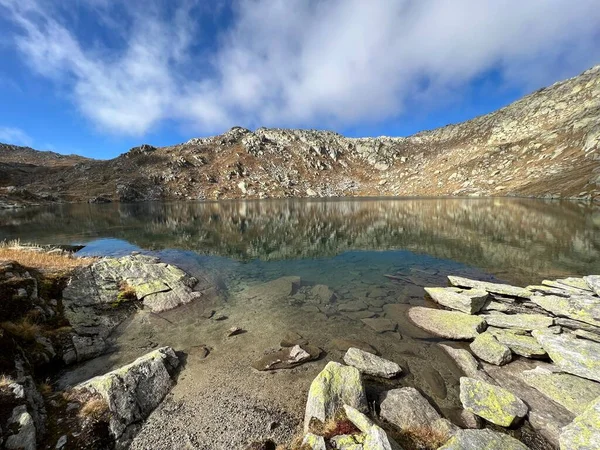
(343, 348), (402, 378)
(301, 433), (326, 450)
(470, 333), (512, 365)
(521, 366), (600, 415)
(4, 405), (36, 450)
(532, 330), (600, 382)
(407, 307), (486, 339)
(438, 344), (494, 383)
(424, 287), (488, 314)
(559, 396), (600, 450)
(584, 275), (600, 296)
(482, 313), (553, 331)
(439, 429), (529, 450)
(75, 347), (179, 442)
(448, 276), (531, 299)
(530, 294), (600, 328)
(379, 387), (456, 436)
(459, 377), (528, 427)
(303, 362), (367, 432)
(487, 328), (546, 358)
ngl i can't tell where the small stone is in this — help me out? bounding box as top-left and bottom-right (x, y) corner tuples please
(424, 287), (488, 314)
(459, 377), (528, 427)
(361, 317), (397, 333)
(213, 314), (228, 321)
(227, 326), (243, 337)
(201, 309), (215, 319)
(343, 347), (402, 378)
(482, 312), (553, 331)
(408, 307), (486, 339)
(470, 332), (512, 366)
(55, 435), (67, 449)
(439, 429), (529, 450)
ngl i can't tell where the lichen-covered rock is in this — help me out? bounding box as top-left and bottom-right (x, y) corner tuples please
(343, 348), (402, 378)
(448, 276), (531, 299)
(584, 275), (600, 296)
(438, 344), (494, 382)
(459, 377), (528, 427)
(439, 429), (529, 450)
(482, 313), (553, 331)
(380, 387), (456, 436)
(424, 287), (488, 314)
(487, 328), (546, 358)
(530, 294), (600, 328)
(521, 366), (600, 415)
(302, 433), (326, 450)
(470, 332), (512, 365)
(303, 362), (367, 432)
(407, 307), (486, 339)
(343, 405), (397, 450)
(532, 330), (600, 382)
(75, 347), (179, 443)
(559, 396), (600, 450)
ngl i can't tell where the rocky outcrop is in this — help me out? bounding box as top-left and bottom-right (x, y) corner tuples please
(74, 347), (179, 447)
(481, 313), (553, 331)
(424, 287), (488, 314)
(407, 307), (486, 339)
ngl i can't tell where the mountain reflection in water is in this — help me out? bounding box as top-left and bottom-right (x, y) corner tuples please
(0, 198), (598, 285)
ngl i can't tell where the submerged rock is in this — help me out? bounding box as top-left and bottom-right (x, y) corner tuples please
(439, 429), (529, 450)
(379, 387), (455, 436)
(303, 362), (367, 432)
(559, 396), (600, 450)
(360, 317), (397, 333)
(424, 287), (488, 314)
(459, 377), (528, 427)
(448, 276), (531, 299)
(343, 347), (402, 378)
(470, 332), (512, 365)
(252, 345), (321, 371)
(532, 330), (600, 382)
(407, 307), (486, 339)
(530, 294), (600, 328)
(481, 312), (553, 331)
(521, 366), (600, 415)
(74, 347), (179, 443)
(331, 338), (378, 355)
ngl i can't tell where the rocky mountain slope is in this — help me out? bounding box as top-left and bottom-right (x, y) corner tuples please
(1, 66), (599, 206)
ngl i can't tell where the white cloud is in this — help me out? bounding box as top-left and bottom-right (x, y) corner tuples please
(1, 0), (599, 136)
(0, 126), (33, 146)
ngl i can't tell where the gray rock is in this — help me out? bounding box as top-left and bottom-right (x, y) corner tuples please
(338, 300), (368, 312)
(584, 275), (600, 296)
(439, 429), (529, 450)
(310, 285), (337, 304)
(343, 405), (397, 449)
(343, 347), (401, 378)
(573, 329), (600, 343)
(361, 317), (397, 333)
(407, 307), (486, 339)
(379, 387), (456, 436)
(559, 396), (600, 450)
(486, 328), (546, 358)
(482, 312), (553, 331)
(542, 279), (593, 295)
(302, 433), (326, 450)
(4, 405), (36, 450)
(71, 334), (107, 363)
(521, 366), (600, 415)
(438, 344), (494, 383)
(424, 287), (488, 314)
(75, 347), (179, 442)
(470, 332), (512, 365)
(448, 276), (531, 299)
(459, 377), (528, 427)
(55, 435), (67, 449)
(530, 294), (600, 328)
(304, 362), (367, 432)
(532, 330), (600, 382)
(556, 317), (600, 335)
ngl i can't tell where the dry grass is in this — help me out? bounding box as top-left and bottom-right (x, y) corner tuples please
(117, 281), (137, 302)
(307, 409), (359, 439)
(79, 397), (109, 421)
(0, 240), (96, 272)
(38, 381), (52, 396)
(0, 374), (15, 390)
(1, 318), (41, 341)
(403, 426), (450, 450)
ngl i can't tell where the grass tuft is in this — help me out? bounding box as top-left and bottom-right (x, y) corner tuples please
(402, 426), (450, 450)
(0, 241), (96, 272)
(0, 374), (15, 390)
(1, 318), (41, 341)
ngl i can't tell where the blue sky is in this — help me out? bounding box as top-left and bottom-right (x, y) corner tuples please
(1, 0), (599, 160)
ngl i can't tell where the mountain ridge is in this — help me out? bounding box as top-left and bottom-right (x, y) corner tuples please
(1, 65), (599, 207)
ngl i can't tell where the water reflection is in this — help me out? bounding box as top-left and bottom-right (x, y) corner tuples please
(0, 198), (598, 285)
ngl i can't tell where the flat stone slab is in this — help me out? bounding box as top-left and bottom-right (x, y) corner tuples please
(407, 307), (486, 339)
(343, 347), (402, 378)
(532, 330), (600, 382)
(338, 300), (368, 312)
(439, 429), (529, 450)
(584, 275), (600, 296)
(470, 332), (512, 366)
(521, 366), (600, 415)
(530, 294), (600, 328)
(482, 312), (553, 331)
(459, 377), (528, 427)
(303, 362), (367, 432)
(438, 344), (494, 383)
(542, 279), (594, 296)
(424, 287), (488, 314)
(560, 396), (600, 450)
(487, 328), (546, 358)
(360, 317), (397, 333)
(448, 276), (531, 299)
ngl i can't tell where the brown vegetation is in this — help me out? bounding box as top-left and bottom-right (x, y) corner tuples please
(1, 318), (41, 341)
(0, 374), (15, 390)
(0, 242), (96, 272)
(401, 426), (450, 450)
